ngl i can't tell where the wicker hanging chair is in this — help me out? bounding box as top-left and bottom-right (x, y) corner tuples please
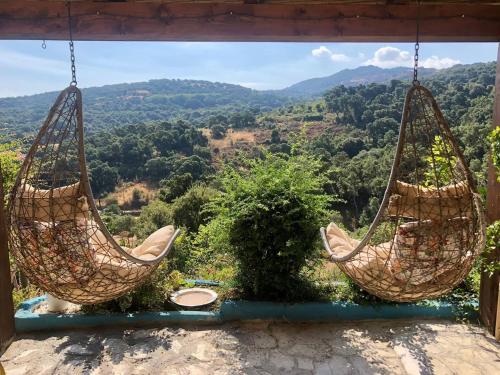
(320, 84), (486, 302)
(8, 86), (180, 304)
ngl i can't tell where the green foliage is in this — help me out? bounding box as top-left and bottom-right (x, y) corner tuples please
(423, 136), (457, 187)
(208, 152), (332, 300)
(0, 138), (21, 196)
(211, 124), (227, 140)
(133, 200), (173, 240)
(102, 214), (135, 235)
(482, 220), (500, 276)
(489, 126), (500, 181)
(83, 265), (186, 313)
(159, 173), (193, 203)
(0, 79), (289, 132)
(88, 160), (119, 198)
(171, 184), (219, 232)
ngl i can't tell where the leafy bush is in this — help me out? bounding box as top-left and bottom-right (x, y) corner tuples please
(83, 264), (186, 313)
(208, 152), (331, 300)
(488, 126), (500, 181)
(482, 220), (500, 276)
(159, 173), (193, 203)
(171, 184), (219, 232)
(132, 200), (173, 240)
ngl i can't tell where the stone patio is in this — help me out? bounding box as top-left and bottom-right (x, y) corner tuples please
(1, 319), (499, 374)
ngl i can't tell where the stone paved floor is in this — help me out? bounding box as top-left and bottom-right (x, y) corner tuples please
(1, 319), (499, 375)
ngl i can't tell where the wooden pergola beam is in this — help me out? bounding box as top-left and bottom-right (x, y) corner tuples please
(0, 1), (500, 42)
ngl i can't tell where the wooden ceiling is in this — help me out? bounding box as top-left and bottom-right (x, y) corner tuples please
(0, 1), (499, 42)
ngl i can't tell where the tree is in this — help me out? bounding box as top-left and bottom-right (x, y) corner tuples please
(270, 129), (281, 144)
(367, 117), (399, 146)
(171, 185), (218, 232)
(211, 124), (227, 140)
(144, 157), (171, 182)
(89, 160), (119, 199)
(159, 173), (193, 203)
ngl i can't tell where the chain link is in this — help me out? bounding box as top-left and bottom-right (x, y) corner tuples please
(67, 2), (77, 86)
(41, 40), (47, 49)
(413, 1), (420, 85)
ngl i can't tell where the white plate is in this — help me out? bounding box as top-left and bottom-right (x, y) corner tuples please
(170, 288), (218, 308)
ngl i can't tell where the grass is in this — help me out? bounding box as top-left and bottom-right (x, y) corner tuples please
(104, 182), (158, 208)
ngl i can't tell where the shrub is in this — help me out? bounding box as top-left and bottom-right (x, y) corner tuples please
(171, 184), (219, 232)
(159, 173), (193, 203)
(488, 126), (500, 181)
(209, 152), (331, 300)
(132, 200), (173, 240)
(83, 264), (186, 313)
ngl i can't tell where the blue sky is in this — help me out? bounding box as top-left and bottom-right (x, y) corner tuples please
(0, 41), (497, 97)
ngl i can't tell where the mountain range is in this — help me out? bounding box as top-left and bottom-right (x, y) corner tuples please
(271, 65), (437, 98)
(0, 63), (478, 132)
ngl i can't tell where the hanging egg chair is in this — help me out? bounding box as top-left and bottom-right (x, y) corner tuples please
(8, 86), (180, 304)
(7, 3), (179, 304)
(320, 83), (486, 302)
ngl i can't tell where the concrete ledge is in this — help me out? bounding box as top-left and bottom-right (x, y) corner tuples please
(15, 295), (477, 333)
(16, 296), (220, 333)
(219, 300), (475, 321)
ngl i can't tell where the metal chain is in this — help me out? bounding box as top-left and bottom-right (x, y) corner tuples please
(413, 1), (420, 85)
(67, 1), (77, 86)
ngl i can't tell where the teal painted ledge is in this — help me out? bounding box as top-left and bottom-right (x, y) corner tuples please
(219, 300), (477, 321)
(15, 295), (477, 333)
(16, 296), (219, 333)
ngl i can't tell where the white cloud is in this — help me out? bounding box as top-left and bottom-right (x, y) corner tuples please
(420, 56), (460, 69)
(364, 46), (460, 70)
(364, 46), (412, 68)
(311, 46), (350, 62)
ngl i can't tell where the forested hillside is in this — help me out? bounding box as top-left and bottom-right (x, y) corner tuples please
(0, 79), (289, 134)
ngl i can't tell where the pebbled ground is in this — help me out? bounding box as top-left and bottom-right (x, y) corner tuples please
(1, 319), (499, 375)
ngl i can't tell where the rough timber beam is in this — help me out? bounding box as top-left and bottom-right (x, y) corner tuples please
(0, 2), (499, 42)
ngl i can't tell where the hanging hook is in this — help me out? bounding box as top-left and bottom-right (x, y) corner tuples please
(66, 1), (77, 86)
(412, 0), (421, 85)
(41, 40), (47, 50)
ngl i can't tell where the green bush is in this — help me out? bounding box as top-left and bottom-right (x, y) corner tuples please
(132, 200), (173, 240)
(208, 152), (331, 300)
(83, 264), (186, 313)
(488, 126), (500, 181)
(171, 184), (219, 232)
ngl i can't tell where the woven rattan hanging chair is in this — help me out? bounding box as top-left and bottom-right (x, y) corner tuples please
(320, 84), (486, 302)
(8, 86), (180, 304)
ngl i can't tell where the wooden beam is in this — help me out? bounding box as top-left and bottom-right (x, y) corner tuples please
(0, 167), (15, 355)
(479, 43), (500, 340)
(0, 2), (499, 42)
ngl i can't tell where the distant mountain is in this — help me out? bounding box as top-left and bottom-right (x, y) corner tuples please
(0, 79), (290, 133)
(272, 65), (437, 98)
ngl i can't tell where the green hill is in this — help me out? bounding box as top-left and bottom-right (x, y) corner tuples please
(0, 79), (290, 134)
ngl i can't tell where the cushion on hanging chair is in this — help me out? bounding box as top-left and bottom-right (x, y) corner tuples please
(13, 182), (89, 222)
(390, 217), (472, 285)
(387, 180), (473, 221)
(325, 223), (394, 279)
(89, 222), (176, 262)
(325, 218), (472, 287)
